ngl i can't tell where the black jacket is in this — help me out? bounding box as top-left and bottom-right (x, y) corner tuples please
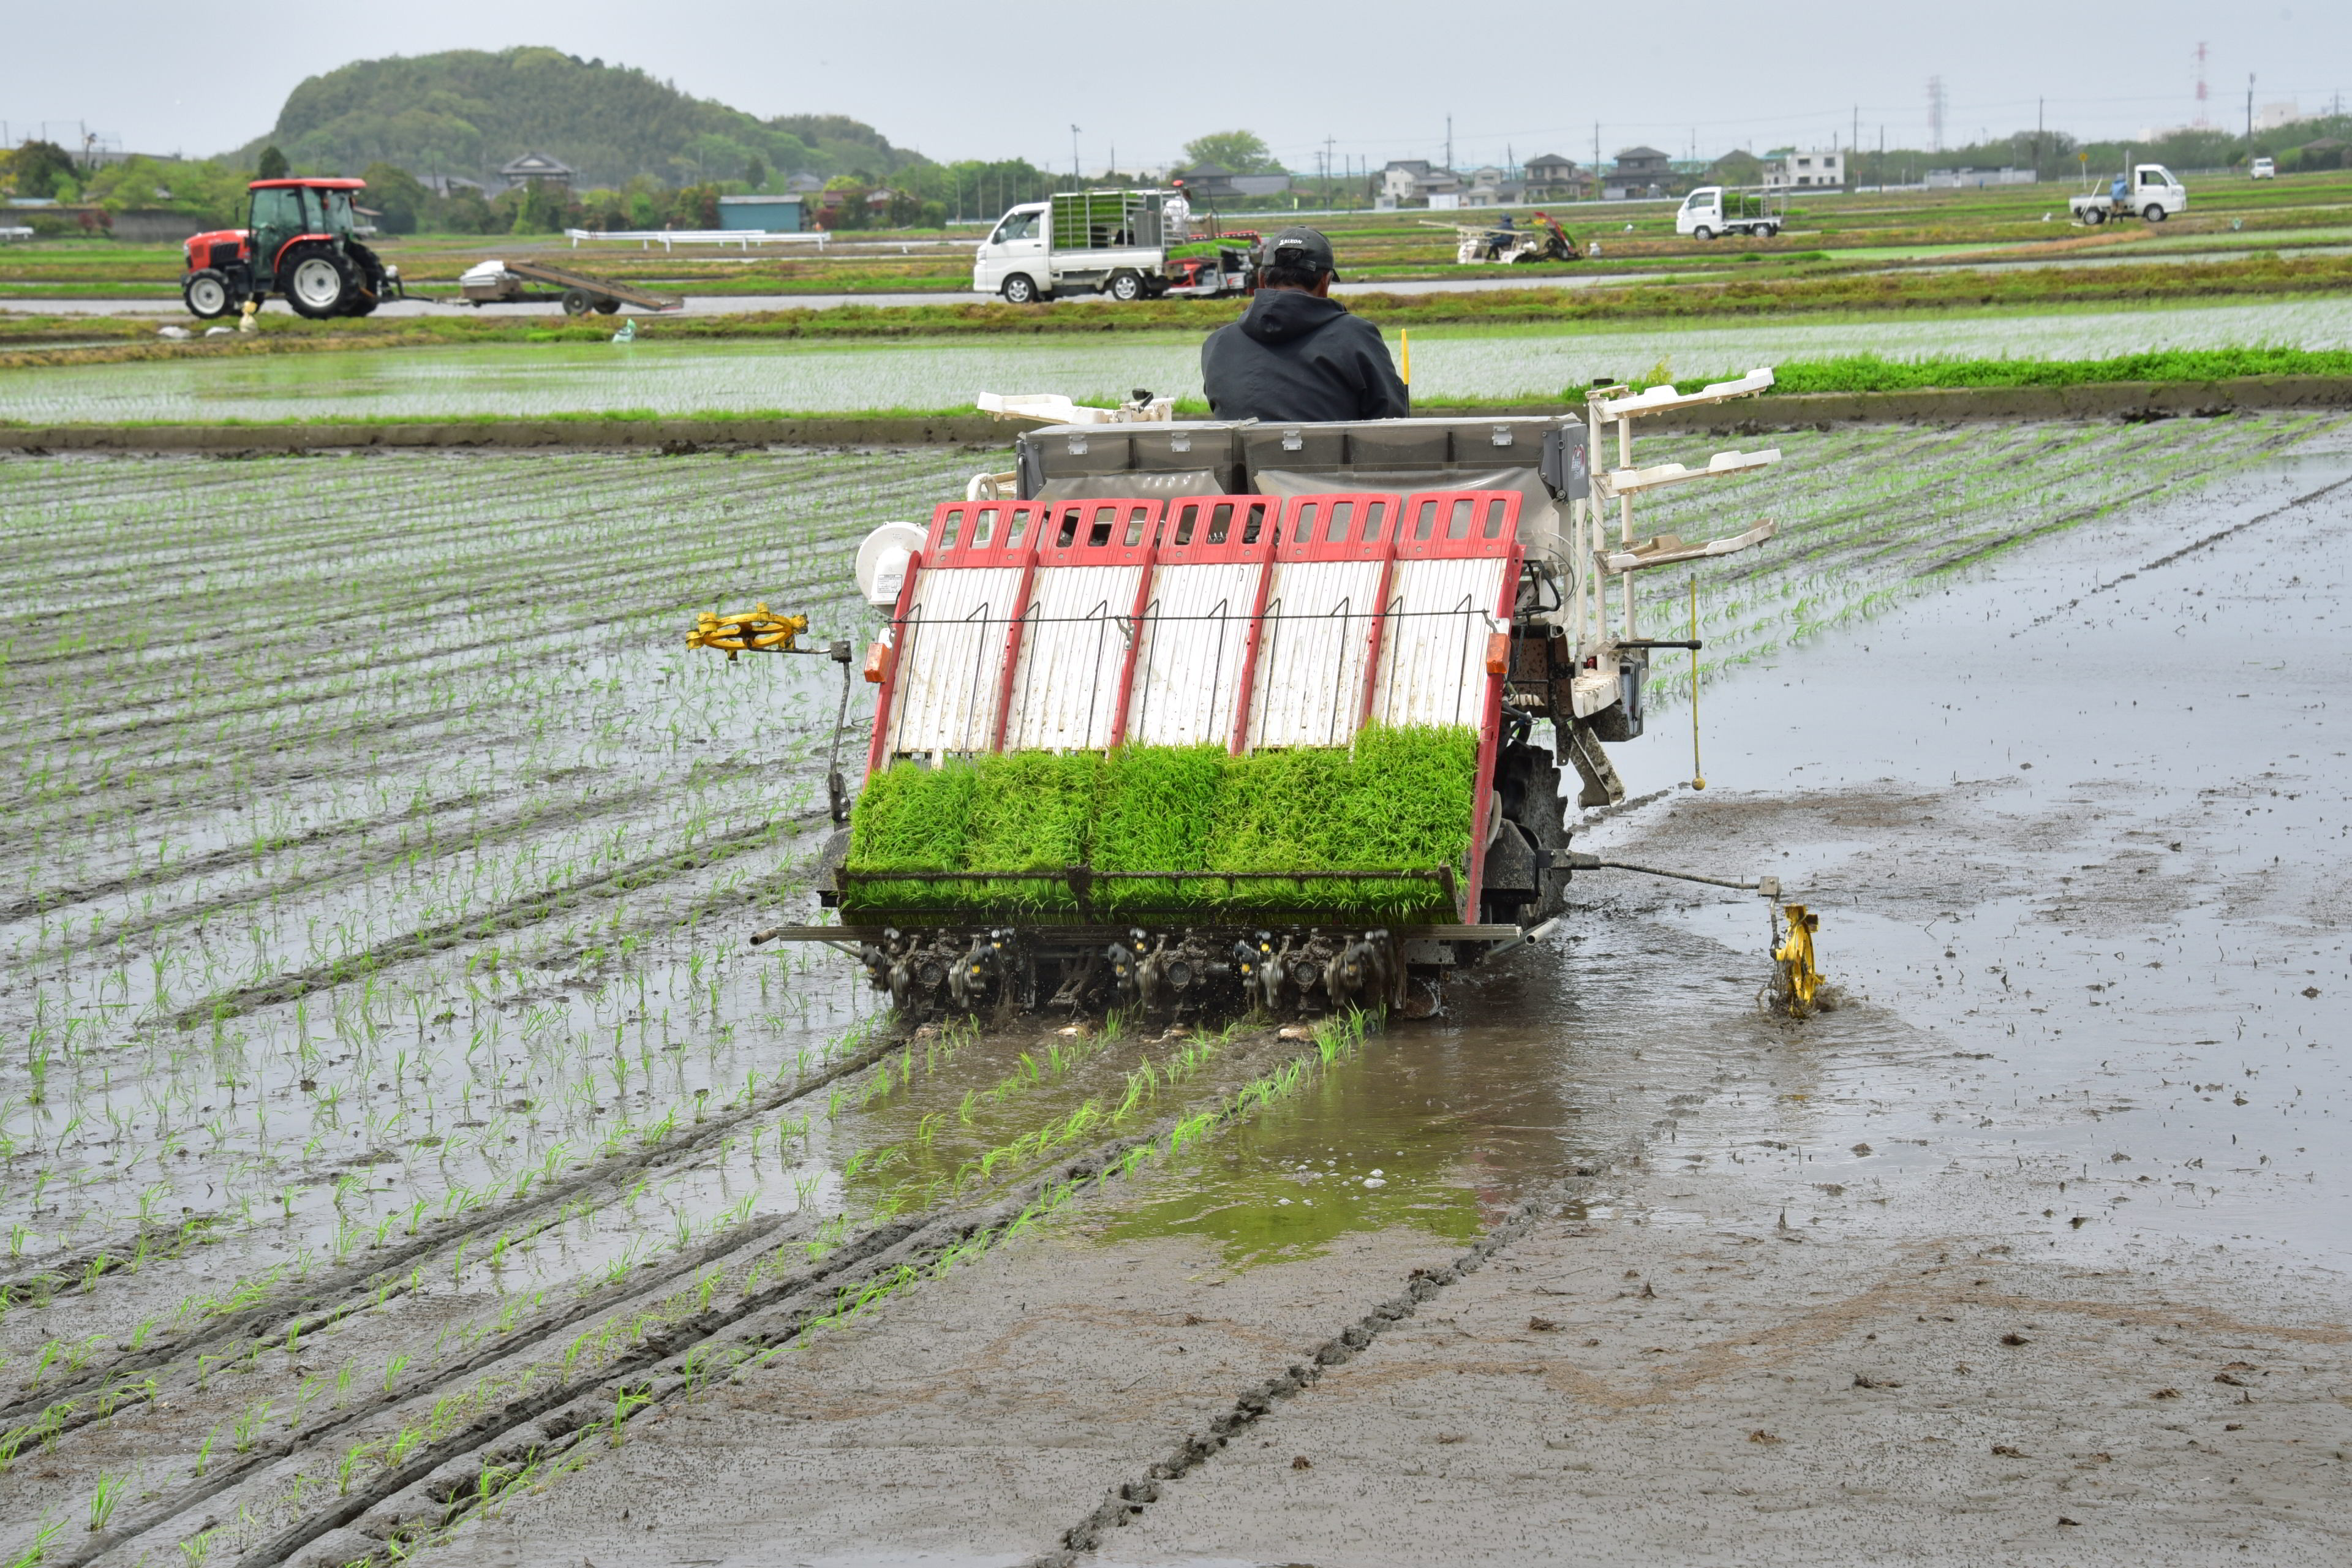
(1200, 290), (1410, 423)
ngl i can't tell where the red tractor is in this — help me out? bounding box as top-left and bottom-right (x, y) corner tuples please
(181, 177), (405, 320)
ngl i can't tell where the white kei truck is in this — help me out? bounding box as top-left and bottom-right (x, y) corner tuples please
(1674, 186), (1785, 241)
(2070, 164), (2188, 224)
(970, 190), (1256, 304)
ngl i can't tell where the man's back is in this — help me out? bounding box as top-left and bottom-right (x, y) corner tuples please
(1200, 288), (1410, 424)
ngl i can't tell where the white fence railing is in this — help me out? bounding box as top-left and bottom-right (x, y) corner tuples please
(565, 228), (831, 251)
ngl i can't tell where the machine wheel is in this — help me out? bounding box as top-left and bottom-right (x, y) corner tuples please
(345, 295), (379, 317)
(2143, 203), (2167, 222)
(1106, 270), (1144, 302)
(183, 269), (233, 319)
(1482, 741), (1573, 925)
(561, 288), (595, 316)
(283, 247), (356, 319)
(1691, 225), (1714, 242)
(2083, 205), (2107, 225)
(1000, 273), (1041, 304)
(594, 296), (620, 314)
(1757, 223), (1779, 239)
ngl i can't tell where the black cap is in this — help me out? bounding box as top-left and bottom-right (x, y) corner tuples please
(1268, 225), (1338, 279)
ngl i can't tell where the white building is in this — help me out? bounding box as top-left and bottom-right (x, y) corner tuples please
(1763, 149), (1844, 189)
(1382, 160), (1463, 204)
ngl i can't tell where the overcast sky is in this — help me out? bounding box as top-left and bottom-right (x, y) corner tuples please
(8, 1), (2346, 170)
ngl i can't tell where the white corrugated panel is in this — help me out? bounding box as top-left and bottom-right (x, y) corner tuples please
(1246, 559), (1384, 750)
(883, 565), (1023, 757)
(1126, 562), (1261, 747)
(1371, 557), (1507, 729)
(1003, 564), (1140, 752)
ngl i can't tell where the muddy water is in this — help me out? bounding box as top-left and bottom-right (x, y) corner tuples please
(1600, 440), (2352, 1267)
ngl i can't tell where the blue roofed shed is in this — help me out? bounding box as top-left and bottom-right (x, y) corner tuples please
(718, 195), (804, 232)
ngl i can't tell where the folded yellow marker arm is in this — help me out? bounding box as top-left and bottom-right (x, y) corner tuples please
(686, 605), (809, 660)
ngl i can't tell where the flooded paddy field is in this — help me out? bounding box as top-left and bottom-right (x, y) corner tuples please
(4, 419), (2351, 1566)
(5, 296), (2352, 424)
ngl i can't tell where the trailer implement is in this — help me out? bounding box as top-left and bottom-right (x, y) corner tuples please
(458, 257), (684, 314)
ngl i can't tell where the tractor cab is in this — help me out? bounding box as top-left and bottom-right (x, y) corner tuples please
(182, 176), (402, 322)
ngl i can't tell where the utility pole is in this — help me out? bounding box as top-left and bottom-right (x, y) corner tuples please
(2035, 97), (2043, 181)
(1851, 104), (1858, 190)
(1446, 115), (1453, 172)
(1593, 122), (1601, 187)
(1325, 135), (1336, 204)
(1070, 124), (1081, 185)
(2246, 75), (2255, 143)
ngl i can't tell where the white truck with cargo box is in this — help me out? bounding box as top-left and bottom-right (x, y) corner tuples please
(2070, 164), (2187, 224)
(971, 189), (1256, 304)
(1675, 186), (1784, 241)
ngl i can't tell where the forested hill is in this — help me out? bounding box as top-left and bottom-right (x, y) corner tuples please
(239, 48), (921, 187)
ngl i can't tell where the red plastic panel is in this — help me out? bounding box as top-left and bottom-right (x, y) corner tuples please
(1039, 499), (1161, 567)
(1395, 491), (1522, 560)
(925, 500), (1046, 568)
(1274, 492), (1404, 563)
(1157, 495), (1279, 564)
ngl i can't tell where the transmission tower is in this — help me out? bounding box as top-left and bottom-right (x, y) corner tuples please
(2195, 41), (2211, 127)
(1927, 76), (1947, 154)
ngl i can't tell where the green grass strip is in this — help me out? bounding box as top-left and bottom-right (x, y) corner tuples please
(1691, 345), (2352, 396)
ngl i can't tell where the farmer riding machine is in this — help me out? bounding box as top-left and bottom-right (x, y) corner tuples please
(698, 371), (1787, 1020)
(181, 177), (405, 320)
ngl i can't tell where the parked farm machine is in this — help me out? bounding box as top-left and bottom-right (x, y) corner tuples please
(181, 178), (405, 320)
(694, 371), (1790, 1019)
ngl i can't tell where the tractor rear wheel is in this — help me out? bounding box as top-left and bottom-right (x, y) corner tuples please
(284, 248), (355, 318)
(183, 269), (233, 319)
(594, 296), (620, 314)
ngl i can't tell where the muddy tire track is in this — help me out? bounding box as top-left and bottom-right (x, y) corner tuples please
(1027, 1139), (1645, 1568)
(53, 1210), (810, 1568)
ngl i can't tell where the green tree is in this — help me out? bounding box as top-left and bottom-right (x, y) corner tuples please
(255, 145), (290, 179)
(3, 139), (78, 199)
(815, 175), (868, 230)
(743, 153), (767, 190)
(513, 177), (571, 233)
(1181, 130), (1281, 174)
(358, 162), (430, 233)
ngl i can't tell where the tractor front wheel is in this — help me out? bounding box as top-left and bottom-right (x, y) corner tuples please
(284, 248), (356, 319)
(183, 269), (233, 319)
